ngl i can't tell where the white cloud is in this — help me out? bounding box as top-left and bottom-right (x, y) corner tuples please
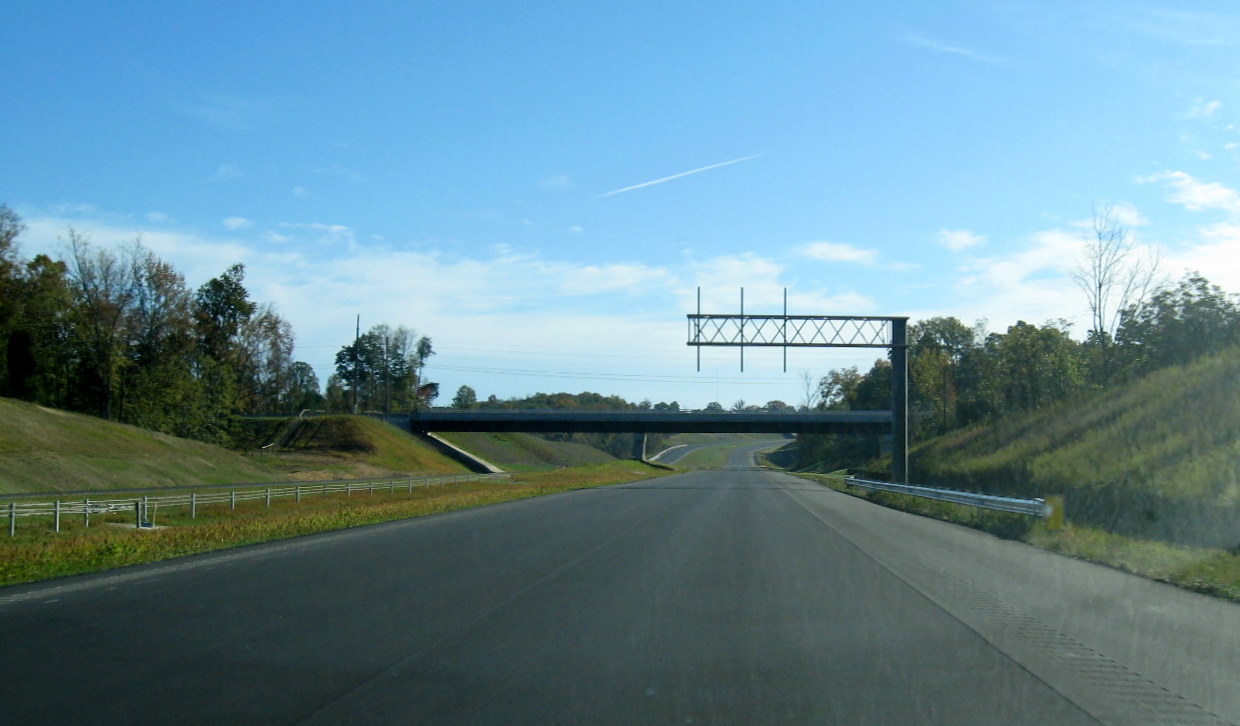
(1164, 222), (1240, 292)
(541, 174), (573, 189)
(20, 215), (254, 286)
(903, 33), (1004, 64)
(211, 163), (243, 182)
(685, 253), (874, 315)
(800, 241), (878, 265)
(1188, 99), (1222, 118)
(1107, 202), (1149, 227)
(1142, 170), (1240, 215)
(938, 229), (986, 252)
(557, 263), (673, 296)
(568, 225), (584, 235)
(222, 216), (253, 230)
(935, 228), (1087, 331)
(145, 211), (171, 224)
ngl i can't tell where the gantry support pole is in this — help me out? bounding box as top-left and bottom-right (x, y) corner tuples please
(890, 318), (909, 483)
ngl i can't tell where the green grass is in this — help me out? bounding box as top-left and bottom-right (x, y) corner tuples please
(900, 350), (1240, 551)
(267, 416), (469, 477)
(0, 403), (471, 494)
(436, 431), (617, 472)
(0, 398), (283, 493)
(0, 460), (670, 587)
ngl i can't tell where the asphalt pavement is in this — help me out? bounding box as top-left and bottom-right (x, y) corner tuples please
(2, 448), (1237, 725)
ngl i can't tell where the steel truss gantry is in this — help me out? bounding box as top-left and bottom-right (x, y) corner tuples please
(686, 288), (909, 483)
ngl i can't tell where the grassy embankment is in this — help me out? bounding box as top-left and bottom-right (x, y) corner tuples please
(782, 349), (1240, 602)
(0, 404), (671, 586)
(435, 431), (618, 472)
(0, 398), (285, 494)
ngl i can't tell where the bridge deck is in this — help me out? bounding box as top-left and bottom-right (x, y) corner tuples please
(408, 410), (892, 434)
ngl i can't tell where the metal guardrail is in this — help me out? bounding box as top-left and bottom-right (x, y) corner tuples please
(844, 476), (1063, 524)
(4, 473), (513, 537)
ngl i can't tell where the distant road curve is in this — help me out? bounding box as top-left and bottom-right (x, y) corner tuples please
(1, 448), (1236, 724)
(651, 437), (786, 466)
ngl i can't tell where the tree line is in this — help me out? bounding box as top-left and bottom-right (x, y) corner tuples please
(0, 206), (434, 445)
(803, 220), (1240, 469)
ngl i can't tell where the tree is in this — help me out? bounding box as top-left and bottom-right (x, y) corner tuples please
(908, 317), (977, 434)
(800, 370), (821, 411)
(119, 245), (201, 434)
(818, 366), (863, 410)
(1070, 205), (1161, 383)
(0, 205), (26, 371)
(324, 373), (348, 413)
(990, 320), (1085, 413)
(65, 231), (138, 420)
(195, 263), (255, 363)
(1116, 272), (1240, 375)
(236, 303), (294, 414)
(286, 361), (323, 412)
(452, 384), (477, 409)
(704, 401), (724, 412)
(333, 324), (435, 413)
(193, 263), (256, 428)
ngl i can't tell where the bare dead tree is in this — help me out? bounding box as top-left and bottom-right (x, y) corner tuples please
(800, 370), (821, 411)
(1070, 204), (1163, 380)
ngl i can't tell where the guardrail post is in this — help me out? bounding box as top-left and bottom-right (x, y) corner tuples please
(8, 502), (14, 537)
(54, 500), (61, 532)
(84, 498), (90, 528)
(230, 490), (236, 510)
(296, 485), (301, 504)
(143, 496), (149, 524)
(265, 488), (271, 508)
(346, 483), (351, 497)
(190, 492), (197, 519)
(135, 501), (142, 529)
(1045, 495), (1065, 530)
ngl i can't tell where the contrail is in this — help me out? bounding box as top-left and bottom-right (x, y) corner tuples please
(599, 154), (760, 197)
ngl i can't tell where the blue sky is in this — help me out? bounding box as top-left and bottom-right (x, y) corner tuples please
(5, 1), (1240, 408)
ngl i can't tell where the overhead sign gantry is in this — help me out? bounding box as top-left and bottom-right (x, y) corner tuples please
(686, 288), (909, 483)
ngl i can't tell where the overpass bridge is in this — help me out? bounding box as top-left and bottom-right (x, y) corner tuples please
(407, 410), (891, 435)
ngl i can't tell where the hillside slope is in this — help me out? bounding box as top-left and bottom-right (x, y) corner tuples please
(0, 398), (283, 493)
(911, 349), (1240, 548)
(263, 415), (468, 479)
(0, 403), (470, 494)
(436, 432), (617, 472)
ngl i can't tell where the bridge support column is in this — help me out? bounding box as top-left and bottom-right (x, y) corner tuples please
(632, 433), (647, 461)
(891, 318), (908, 483)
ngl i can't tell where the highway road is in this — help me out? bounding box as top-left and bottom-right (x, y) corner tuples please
(2, 444), (1238, 724)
